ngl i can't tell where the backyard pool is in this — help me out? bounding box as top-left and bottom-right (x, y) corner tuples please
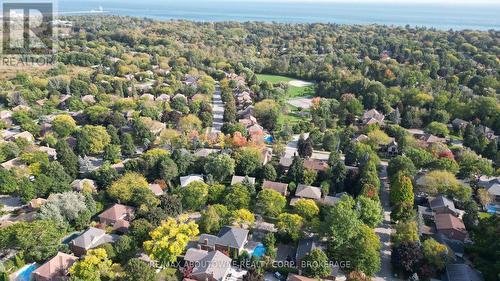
(14, 263), (37, 281)
(252, 243), (266, 258)
(486, 204), (500, 214)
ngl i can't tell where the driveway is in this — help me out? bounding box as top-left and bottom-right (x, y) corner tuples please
(211, 86), (224, 133)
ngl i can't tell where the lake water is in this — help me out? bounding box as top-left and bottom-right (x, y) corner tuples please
(57, 0), (500, 30)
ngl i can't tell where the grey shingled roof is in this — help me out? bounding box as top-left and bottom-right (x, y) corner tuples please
(444, 264), (484, 281)
(191, 250), (232, 281)
(217, 226), (249, 249)
(70, 227), (119, 250)
(296, 238), (320, 261)
(430, 196), (456, 211)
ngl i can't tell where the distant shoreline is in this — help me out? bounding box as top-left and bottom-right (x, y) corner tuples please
(58, 13), (499, 32)
(56, 0), (500, 31)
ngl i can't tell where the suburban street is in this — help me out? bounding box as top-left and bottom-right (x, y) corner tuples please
(212, 86), (224, 133)
(374, 163), (399, 281)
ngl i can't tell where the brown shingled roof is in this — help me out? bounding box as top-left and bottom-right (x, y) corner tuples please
(262, 180), (288, 196)
(303, 159), (328, 172)
(435, 213), (466, 231)
(32, 252), (78, 280)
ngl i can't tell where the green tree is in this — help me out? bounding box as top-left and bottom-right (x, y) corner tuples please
(92, 162), (118, 188)
(276, 213), (304, 241)
(121, 133), (136, 157)
(422, 238), (448, 271)
(256, 189), (286, 217)
(143, 218), (199, 265)
(388, 155), (416, 179)
(103, 144), (122, 164)
(224, 183), (251, 210)
(254, 99), (282, 131)
(69, 248), (114, 281)
(294, 198), (319, 220)
(158, 157), (179, 184)
(0, 169), (17, 194)
(287, 155), (304, 184)
(204, 153), (235, 182)
(301, 248), (331, 278)
(199, 204), (229, 234)
(262, 164), (277, 181)
(392, 221), (419, 246)
(356, 196), (383, 228)
(234, 147), (262, 176)
(56, 140), (79, 178)
(390, 173), (414, 206)
(425, 121), (449, 137)
(123, 258), (157, 281)
(107, 172), (158, 208)
(51, 114), (77, 137)
(2, 220), (64, 263)
(77, 125), (111, 155)
(179, 181), (209, 210)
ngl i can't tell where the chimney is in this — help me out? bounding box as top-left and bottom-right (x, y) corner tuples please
(204, 238), (208, 245)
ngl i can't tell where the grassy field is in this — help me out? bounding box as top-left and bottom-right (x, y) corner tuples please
(256, 74), (314, 98)
(256, 74), (296, 83)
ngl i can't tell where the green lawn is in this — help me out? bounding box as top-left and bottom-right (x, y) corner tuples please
(256, 74), (314, 98)
(479, 212), (493, 219)
(256, 74), (295, 83)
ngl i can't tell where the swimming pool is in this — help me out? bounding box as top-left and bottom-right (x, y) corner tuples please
(252, 243), (266, 258)
(14, 263), (37, 281)
(486, 204), (500, 214)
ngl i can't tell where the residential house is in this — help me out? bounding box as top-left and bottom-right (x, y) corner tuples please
(362, 109), (385, 126)
(351, 134), (369, 143)
(434, 233), (465, 261)
(149, 183), (165, 196)
(194, 148), (220, 158)
(0, 157), (26, 170)
(198, 226), (249, 256)
(71, 179), (97, 193)
(416, 134), (446, 146)
(434, 213), (468, 242)
(477, 176), (500, 203)
(28, 198), (47, 210)
(451, 118), (468, 131)
(247, 124), (264, 136)
(291, 184), (322, 206)
(7, 131), (34, 143)
(32, 252), (78, 281)
(303, 159), (328, 172)
(262, 180), (288, 196)
(180, 175), (205, 187)
(237, 106), (254, 119)
(0, 110), (12, 125)
(98, 204), (135, 233)
(385, 139), (399, 156)
(296, 238), (321, 266)
(279, 156), (293, 169)
(231, 175), (256, 186)
(476, 125), (496, 141)
(443, 264), (484, 281)
(261, 147), (273, 165)
(37, 146), (57, 160)
(184, 249), (232, 281)
(69, 227), (119, 256)
(430, 196), (460, 216)
(81, 95), (96, 105)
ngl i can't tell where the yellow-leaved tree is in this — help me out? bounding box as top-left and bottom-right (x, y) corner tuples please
(143, 218), (199, 265)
